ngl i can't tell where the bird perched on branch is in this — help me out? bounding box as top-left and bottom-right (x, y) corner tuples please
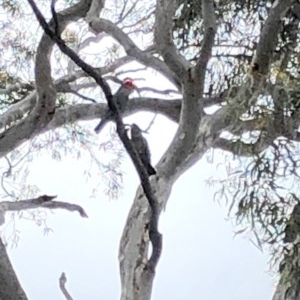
(130, 123), (156, 176)
(94, 78), (137, 134)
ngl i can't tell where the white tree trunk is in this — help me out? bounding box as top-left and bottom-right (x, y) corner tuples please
(0, 239), (28, 300)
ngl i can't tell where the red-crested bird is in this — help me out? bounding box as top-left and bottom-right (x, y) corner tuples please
(130, 123), (156, 176)
(94, 78), (136, 134)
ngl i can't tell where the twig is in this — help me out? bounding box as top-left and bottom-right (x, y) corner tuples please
(144, 113), (157, 133)
(68, 90), (97, 103)
(138, 86), (181, 95)
(1, 156), (15, 199)
(51, 0), (59, 35)
(59, 272), (74, 300)
(115, 66), (147, 77)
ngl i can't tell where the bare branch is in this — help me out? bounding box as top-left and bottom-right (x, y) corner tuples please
(120, 6), (155, 31)
(68, 90), (97, 103)
(115, 65), (148, 77)
(29, 0), (162, 272)
(27, 0), (113, 102)
(0, 87), (224, 138)
(154, 0), (189, 78)
(59, 272), (74, 300)
(47, 92), (237, 134)
(46, 98), (182, 132)
(121, 98), (181, 122)
(78, 32), (107, 51)
(51, 0), (59, 35)
(0, 56), (134, 132)
(85, 0), (105, 22)
(1, 96), (181, 142)
(138, 87), (181, 95)
(153, 0), (216, 179)
(117, 0), (139, 24)
(144, 114), (157, 132)
(0, 0), (93, 158)
(194, 0), (216, 97)
(0, 195), (88, 225)
(88, 18), (181, 88)
(42, 201), (88, 218)
(57, 56), (134, 86)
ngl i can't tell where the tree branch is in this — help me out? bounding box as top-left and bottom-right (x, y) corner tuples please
(88, 18), (181, 88)
(46, 98), (181, 131)
(59, 272), (75, 300)
(56, 56), (135, 89)
(194, 0), (216, 98)
(0, 195), (88, 225)
(27, 0), (112, 102)
(28, 0), (162, 273)
(252, 0), (295, 77)
(155, 0), (217, 180)
(154, 0), (189, 78)
(85, 0), (105, 22)
(0, 0), (93, 158)
(0, 56), (135, 132)
(0, 87), (225, 137)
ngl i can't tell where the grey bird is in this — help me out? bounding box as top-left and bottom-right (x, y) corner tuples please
(94, 78), (136, 134)
(130, 123), (156, 176)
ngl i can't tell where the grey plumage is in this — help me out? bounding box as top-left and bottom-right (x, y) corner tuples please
(94, 78), (136, 134)
(130, 123), (156, 176)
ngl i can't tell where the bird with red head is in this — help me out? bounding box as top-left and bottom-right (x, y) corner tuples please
(94, 78), (137, 134)
(122, 78), (136, 90)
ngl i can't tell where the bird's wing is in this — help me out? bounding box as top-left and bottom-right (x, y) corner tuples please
(94, 110), (113, 134)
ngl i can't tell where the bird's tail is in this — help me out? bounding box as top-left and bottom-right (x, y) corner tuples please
(147, 164), (156, 176)
(94, 119), (107, 134)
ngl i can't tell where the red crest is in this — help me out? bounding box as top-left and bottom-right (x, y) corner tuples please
(122, 78), (135, 89)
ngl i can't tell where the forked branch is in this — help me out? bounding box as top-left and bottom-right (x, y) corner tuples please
(27, 0), (162, 271)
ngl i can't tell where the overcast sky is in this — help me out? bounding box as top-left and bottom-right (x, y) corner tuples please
(5, 112), (276, 300)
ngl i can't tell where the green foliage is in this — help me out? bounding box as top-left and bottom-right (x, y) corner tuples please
(0, 71), (34, 109)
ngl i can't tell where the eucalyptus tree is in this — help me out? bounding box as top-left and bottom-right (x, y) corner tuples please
(0, 0), (300, 299)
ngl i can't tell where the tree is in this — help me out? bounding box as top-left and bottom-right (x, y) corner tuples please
(0, 0), (300, 299)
